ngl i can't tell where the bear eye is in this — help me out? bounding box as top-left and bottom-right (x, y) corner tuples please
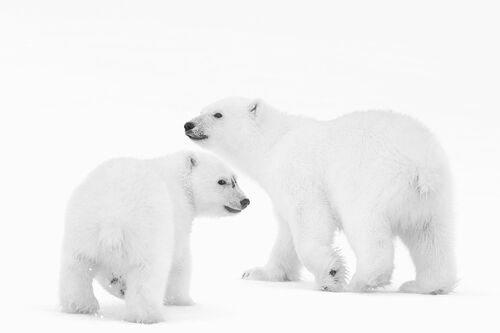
(213, 112), (223, 118)
(218, 179), (226, 185)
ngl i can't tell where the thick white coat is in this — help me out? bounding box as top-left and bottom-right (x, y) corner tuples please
(59, 151), (248, 323)
(186, 98), (456, 294)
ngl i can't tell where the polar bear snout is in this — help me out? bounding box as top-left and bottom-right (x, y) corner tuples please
(224, 197), (250, 213)
(184, 122), (195, 131)
(184, 121), (208, 141)
(240, 198), (250, 209)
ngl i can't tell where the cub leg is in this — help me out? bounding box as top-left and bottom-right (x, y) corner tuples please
(59, 254), (99, 314)
(164, 246), (194, 306)
(124, 259), (170, 324)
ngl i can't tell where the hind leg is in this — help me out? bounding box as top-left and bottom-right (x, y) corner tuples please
(399, 217), (456, 294)
(343, 211), (395, 292)
(59, 254), (99, 314)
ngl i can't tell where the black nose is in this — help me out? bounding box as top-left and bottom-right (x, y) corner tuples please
(184, 122), (195, 131)
(240, 198), (250, 209)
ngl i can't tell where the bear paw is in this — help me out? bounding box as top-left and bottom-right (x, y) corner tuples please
(316, 257), (347, 292)
(164, 296), (194, 306)
(348, 270), (392, 292)
(399, 280), (455, 295)
(242, 266), (299, 282)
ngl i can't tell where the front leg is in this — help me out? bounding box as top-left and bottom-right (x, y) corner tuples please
(242, 213), (302, 281)
(124, 259), (169, 324)
(164, 245), (193, 306)
(289, 201), (347, 292)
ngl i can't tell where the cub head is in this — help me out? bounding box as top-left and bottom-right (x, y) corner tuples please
(187, 151), (250, 217)
(184, 97), (269, 157)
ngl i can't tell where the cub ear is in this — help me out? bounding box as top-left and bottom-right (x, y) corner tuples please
(188, 155), (197, 171)
(248, 99), (263, 118)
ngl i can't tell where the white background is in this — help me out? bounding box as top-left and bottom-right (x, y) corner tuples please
(1, 0), (499, 332)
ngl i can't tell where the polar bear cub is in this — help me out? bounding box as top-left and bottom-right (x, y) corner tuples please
(184, 98), (456, 294)
(59, 151), (249, 323)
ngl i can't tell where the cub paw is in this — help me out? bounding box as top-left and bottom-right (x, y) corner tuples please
(108, 275), (127, 298)
(125, 307), (164, 324)
(61, 295), (100, 315)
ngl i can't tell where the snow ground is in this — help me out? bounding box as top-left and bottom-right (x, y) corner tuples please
(1, 0), (500, 332)
(7, 193), (500, 332)
(22, 281), (500, 333)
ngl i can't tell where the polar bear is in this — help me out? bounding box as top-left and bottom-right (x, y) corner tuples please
(184, 98), (456, 294)
(59, 151), (250, 323)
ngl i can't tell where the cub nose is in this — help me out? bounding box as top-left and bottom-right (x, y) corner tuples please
(184, 122), (196, 131)
(240, 198), (250, 209)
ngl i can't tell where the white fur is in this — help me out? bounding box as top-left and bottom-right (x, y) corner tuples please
(186, 98), (456, 294)
(59, 151), (248, 323)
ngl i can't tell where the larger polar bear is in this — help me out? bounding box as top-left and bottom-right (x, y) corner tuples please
(59, 151), (249, 323)
(184, 98), (456, 294)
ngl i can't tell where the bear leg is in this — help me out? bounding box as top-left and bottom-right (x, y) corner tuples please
(342, 214), (395, 292)
(289, 202), (347, 292)
(242, 214), (302, 282)
(399, 213), (456, 294)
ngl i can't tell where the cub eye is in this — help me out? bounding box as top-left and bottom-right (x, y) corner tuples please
(213, 112), (223, 118)
(218, 179), (226, 185)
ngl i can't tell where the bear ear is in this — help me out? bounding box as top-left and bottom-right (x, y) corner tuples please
(248, 99), (263, 118)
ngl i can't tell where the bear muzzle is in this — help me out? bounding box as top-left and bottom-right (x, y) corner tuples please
(224, 198), (250, 213)
(184, 122), (208, 140)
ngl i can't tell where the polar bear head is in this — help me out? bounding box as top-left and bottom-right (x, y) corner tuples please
(187, 151), (250, 217)
(184, 97), (275, 161)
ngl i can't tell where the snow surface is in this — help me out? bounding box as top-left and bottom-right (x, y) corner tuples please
(1, 0), (499, 332)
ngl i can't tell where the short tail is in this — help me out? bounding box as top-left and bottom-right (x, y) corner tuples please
(410, 166), (440, 198)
